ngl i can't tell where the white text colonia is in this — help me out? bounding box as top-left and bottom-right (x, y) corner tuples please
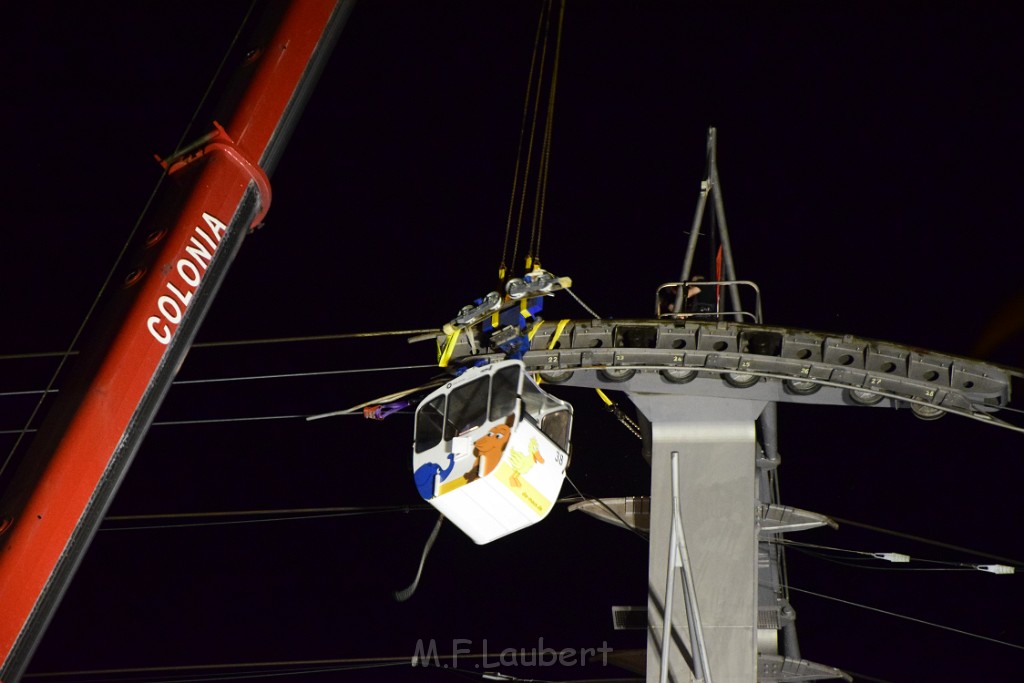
(146, 212), (227, 345)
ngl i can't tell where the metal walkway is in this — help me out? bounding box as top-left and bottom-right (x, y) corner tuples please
(440, 317), (1014, 430)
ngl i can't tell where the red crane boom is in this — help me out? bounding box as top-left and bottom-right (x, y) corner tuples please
(0, 2), (355, 679)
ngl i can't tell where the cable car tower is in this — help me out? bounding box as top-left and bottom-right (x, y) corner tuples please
(431, 127), (1016, 682)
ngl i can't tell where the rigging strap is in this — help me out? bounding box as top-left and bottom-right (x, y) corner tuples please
(596, 389), (643, 440)
(394, 514), (445, 602)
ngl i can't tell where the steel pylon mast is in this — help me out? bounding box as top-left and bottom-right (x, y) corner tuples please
(638, 128), (842, 682)
(435, 127), (1017, 682)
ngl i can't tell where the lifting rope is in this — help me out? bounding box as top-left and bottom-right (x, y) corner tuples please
(526, 0), (566, 273)
(499, 0), (566, 284)
(429, 2), (572, 373)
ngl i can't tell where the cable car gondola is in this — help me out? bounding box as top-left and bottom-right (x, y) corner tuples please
(412, 360), (572, 544)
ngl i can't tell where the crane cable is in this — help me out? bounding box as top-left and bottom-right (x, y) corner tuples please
(0, 328), (439, 362)
(499, 3), (546, 282)
(499, 0), (566, 283)
(527, 0), (566, 273)
(785, 584), (1024, 653)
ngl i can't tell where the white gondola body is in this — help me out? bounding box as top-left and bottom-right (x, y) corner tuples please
(412, 360), (572, 544)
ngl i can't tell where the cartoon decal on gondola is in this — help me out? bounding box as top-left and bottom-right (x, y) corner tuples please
(412, 360), (572, 544)
(413, 453), (455, 500)
(434, 420), (513, 496)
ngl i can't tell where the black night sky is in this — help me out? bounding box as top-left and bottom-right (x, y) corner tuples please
(3, 2), (1024, 682)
